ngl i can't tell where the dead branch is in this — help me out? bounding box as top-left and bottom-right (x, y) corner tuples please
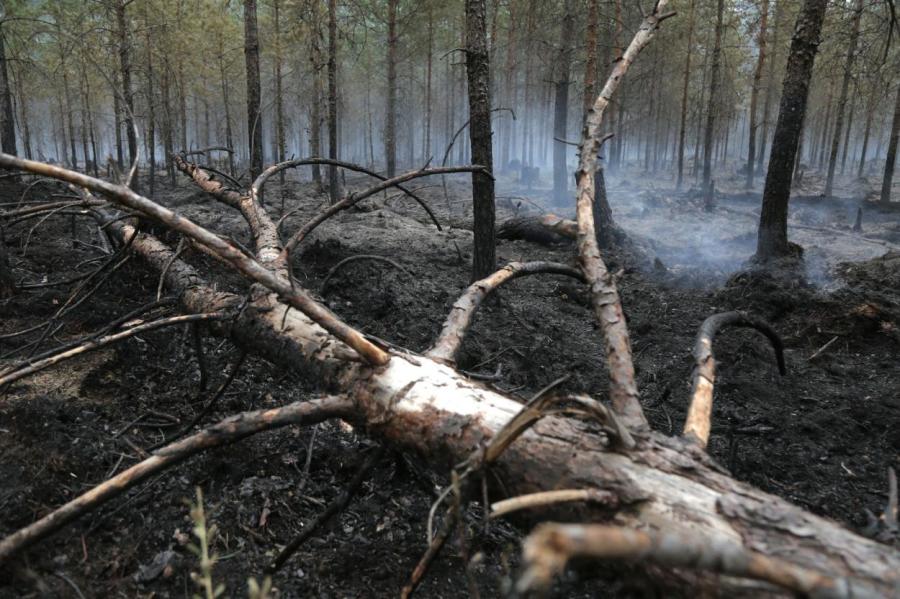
(251, 158), (443, 231)
(268, 444), (386, 572)
(0, 395), (354, 564)
(0, 313), (227, 388)
(683, 311), (786, 449)
(0, 154), (390, 366)
(490, 489), (616, 519)
(279, 165), (489, 259)
(517, 523), (881, 598)
(181, 146), (234, 156)
(174, 156), (284, 270)
(428, 262), (585, 364)
(572, 3), (674, 431)
(320, 254), (411, 292)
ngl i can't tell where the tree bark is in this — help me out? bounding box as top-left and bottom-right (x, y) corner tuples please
(857, 86), (876, 179)
(552, 0), (576, 205)
(756, 0), (828, 262)
(243, 0), (263, 181)
(702, 0), (725, 208)
(273, 0), (286, 188)
(116, 0), (138, 188)
(746, 0), (769, 189)
(306, 0), (323, 186)
(881, 84), (900, 204)
(327, 0), (340, 203)
(0, 243), (14, 298)
(465, 0), (496, 281)
(824, 0), (862, 197)
(144, 17), (155, 198)
(676, 0), (696, 190)
(0, 21), (16, 156)
(385, 0), (398, 177)
(756, 0), (781, 175)
(581, 0), (599, 122)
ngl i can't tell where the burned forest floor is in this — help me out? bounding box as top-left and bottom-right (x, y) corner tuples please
(1, 166), (899, 598)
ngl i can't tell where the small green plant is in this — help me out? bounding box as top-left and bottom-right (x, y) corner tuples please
(187, 487), (225, 599)
(185, 487), (274, 599)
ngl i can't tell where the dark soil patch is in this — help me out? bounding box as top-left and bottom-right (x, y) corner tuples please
(1, 174), (898, 597)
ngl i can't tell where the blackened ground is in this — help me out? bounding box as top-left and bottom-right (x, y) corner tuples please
(0, 171), (898, 598)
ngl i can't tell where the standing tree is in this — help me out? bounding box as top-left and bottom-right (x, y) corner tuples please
(552, 0), (575, 204)
(465, 0), (495, 280)
(702, 0), (725, 208)
(746, 0), (769, 189)
(115, 0), (137, 187)
(756, 0), (829, 262)
(385, 0), (398, 177)
(824, 0), (863, 197)
(243, 0), (263, 181)
(327, 0), (340, 203)
(881, 83), (900, 204)
(0, 19), (16, 157)
(675, 0), (695, 189)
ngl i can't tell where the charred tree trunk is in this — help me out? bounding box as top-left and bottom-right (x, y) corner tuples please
(116, 0), (138, 187)
(756, 0), (828, 262)
(465, 0), (496, 281)
(702, 0), (725, 208)
(385, 0), (398, 177)
(824, 0), (862, 197)
(424, 6), (434, 163)
(273, 0), (286, 188)
(243, 0), (263, 181)
(676, 0), (696, 190)
(162, 58), (176, 185)
(746, 0), (769, 189)
(756, 0), (781, 175)
(327, 0), (340, 203)
(857, 88), (876, 179)
(552, 0), (576, 205)
(0, 21), (16, 156)
(881, 84), (900, 204)
(840, 82), (856, 176)
(144, 25), (155, 198)
(0, 243), (14, 298)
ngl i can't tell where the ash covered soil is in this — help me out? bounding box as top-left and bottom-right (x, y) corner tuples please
(1, 168), (899, 598)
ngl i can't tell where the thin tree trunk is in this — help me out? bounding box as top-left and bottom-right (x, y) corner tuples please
(274, 0), (286, 187)
(880, 84), (900, 204)
(840, 81), (856, 176)
(11, 62), (31, 160)
(465, 0), (496, 281)
(582, 0), (599, 120)
(306, 0), (323, 185)
(162, 59), (176, 185)
(676, 0), (696, 189)
(552, 0), (576, 204)
(424, 6), (433, 163)
(113, 72), (124, 169)
(327, 0), (340, 203)
(145, 19), (156, 198)
(816, 80), (834, 171)
(500, 1), (516, 169)
(0, 21), (17, 156)
(385, 0), (398, 177)
(824, 0), (863, 196)
(746, 0), (769, 188)
(116, 0), (138, 187)
(756, 0), (828, 261)
(702, 0), (725, 208)
(857, 88), (876, 178)
(243, 0), (263, 181)
(608, 0), (623, 171)
(757, 0), (781, 174)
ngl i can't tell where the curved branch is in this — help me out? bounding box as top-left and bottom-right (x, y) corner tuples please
(0, 395), (354, 564)
(280, 165), (488, 259)
(0, 153), (390, 366)
(251, 158), (443, 231)
(320, 254), (411, 291)
(427, 261), (585, 364)
(573, 3), (673, 430)
(518, 524), (879, 598)
(683, 311), (786, 448)
(181, 146), (234, 156)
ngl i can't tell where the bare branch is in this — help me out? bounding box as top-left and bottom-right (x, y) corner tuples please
(573, 2), (675, 430)
(320, 254), (411, 292)
(0, 395), (354, 564)
(428, 261), (584, 364)
(683, 311), (786, 448)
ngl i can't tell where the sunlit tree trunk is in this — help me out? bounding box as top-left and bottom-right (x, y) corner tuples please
(824, 0), (862, 196)
(756, 0), (828, 262)
(465, 0), (496, 280)
(746, 0), (769, 188)
(243, 0), (263, 181)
